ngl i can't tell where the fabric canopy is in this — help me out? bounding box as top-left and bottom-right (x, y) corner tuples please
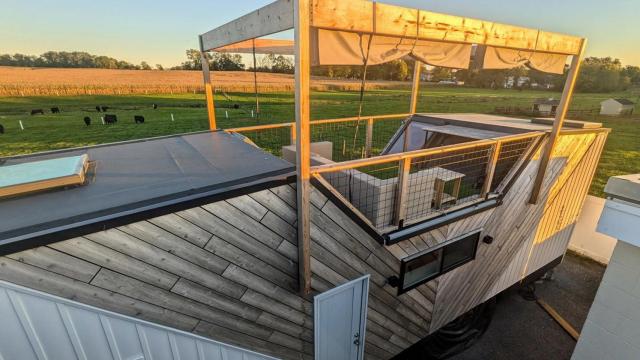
(311, 29), (472, 69)
(483, 46), (567, 74)
(211, 30), (569, 74)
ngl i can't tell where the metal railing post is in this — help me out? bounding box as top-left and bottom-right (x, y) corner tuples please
(481, 141), (502, 198)
(393, 157), (411, 226)
(365, 117), (374, 157)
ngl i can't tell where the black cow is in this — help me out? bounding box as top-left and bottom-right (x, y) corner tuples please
(152, 103), (158, 109)
(96, 106), (101, 112)
(84, 117), (91, 126)
(104, 114), (117, 124)
(30, 109), (44, 115)
(0, 124), (4, 134)
(51, 107), (60, 114)
(134, 115), (145, 124)
(101, 106), (109, 112)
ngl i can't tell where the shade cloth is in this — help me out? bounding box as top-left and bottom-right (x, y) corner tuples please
(483, 46), (567, 74)
(311, 29), (472, 68)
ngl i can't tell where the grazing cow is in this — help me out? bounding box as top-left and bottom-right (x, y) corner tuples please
(152, 104), (158, 109)
(134, 115), (145, 124)
(101, 106), (109, 112)
(83, 117), (91, 126)
(51, 107), (60, 114)
(30, 109), (44, 115)
(96, 106), (101, 112)
(0, 124), (4, 134)
(104, 114), (117, 124)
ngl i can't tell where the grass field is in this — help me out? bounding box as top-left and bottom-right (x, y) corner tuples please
(0, 86), (638, 197)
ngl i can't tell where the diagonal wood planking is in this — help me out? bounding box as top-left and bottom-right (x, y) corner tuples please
(0, 131), (607, 359)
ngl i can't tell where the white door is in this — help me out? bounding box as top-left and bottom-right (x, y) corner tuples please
(314, 275), (370, 360)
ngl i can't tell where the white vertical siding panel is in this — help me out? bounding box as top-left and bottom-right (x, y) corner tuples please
(0, 289), (38, 360)
(8, 289), (78, 360)
(0, 280), (276, 360)
(62, 308), (113, 360)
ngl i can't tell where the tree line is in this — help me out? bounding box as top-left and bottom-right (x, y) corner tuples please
(450, 57), (640, 92)
(0, 51), (161, 70)
(3, 49), (639, 93)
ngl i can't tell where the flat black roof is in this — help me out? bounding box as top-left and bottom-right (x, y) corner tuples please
(0, 131), (295, 254)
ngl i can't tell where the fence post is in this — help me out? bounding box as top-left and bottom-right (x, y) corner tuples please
(481, 141), (502, 198)
(394, 157), (411, 226)
(365, 117), (374, 157)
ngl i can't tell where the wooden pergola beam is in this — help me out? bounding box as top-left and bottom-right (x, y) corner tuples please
(409, 61), (422, 114)
(529, 39), (587, 204)
(294, 0), (312, 296)
(199, 35), (217, 130)
(310, 0), (583, 55)
(200, 0), (294, 51)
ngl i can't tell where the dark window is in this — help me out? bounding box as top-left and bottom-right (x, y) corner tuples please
(398, 230), (481, 294)
(442, 234), (478, 271)
(402, 249), (442, 290)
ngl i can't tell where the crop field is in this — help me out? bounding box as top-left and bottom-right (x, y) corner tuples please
(0, 86), (638, 197)
(0, 67), (410, 96)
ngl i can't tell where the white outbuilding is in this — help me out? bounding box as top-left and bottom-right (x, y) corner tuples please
(600, 98), (635, 116)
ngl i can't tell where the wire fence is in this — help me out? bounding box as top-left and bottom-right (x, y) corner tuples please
(311, 133), (543, 231)
(227, 114), (410, 161)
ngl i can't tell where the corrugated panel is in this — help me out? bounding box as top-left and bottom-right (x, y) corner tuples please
(0, 280), (277, 360)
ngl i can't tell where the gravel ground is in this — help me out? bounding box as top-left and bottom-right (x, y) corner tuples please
(450, 251), (606, 360)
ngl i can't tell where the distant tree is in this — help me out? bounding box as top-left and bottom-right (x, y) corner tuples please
(577, 57), (624, 92)
(259, 54), (293, 74)
(211, 53), (245, 71)
(140, 61), (152, 70)
(622, 65), (640, 84)
(155, 64), (164, 70)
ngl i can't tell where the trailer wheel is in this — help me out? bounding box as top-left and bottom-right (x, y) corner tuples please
(395, 297), (497, 360)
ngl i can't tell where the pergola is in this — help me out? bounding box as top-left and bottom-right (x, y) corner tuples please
(199, 0), (586, 295)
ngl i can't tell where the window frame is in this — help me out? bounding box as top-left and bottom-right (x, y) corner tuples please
(397, 229), (482, 295)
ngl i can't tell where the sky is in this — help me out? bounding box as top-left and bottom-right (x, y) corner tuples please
(1, 0), (639, 68)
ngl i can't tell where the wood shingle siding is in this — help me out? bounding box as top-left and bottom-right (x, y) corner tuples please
(0, 131), (607, 359)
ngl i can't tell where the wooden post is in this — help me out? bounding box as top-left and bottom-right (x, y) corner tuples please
(290, 123), (297, 145)
(365, 117), (374, 157)
(402, 61), (423, 153)
(393, 157), (411, 226)
(199, 35), (217, 130)
(294, 0), (312, 296)
(481, 141), (502, 198)
(252, 39), (260, 115)
(529, 39), (587, 204)
(410, 61), (423, 114)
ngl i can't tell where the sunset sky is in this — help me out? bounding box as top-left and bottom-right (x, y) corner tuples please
(2, 0), (639, 68)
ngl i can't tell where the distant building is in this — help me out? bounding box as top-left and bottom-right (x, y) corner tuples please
(600, 98), (635, 116)
(533, 98), (560, 116)
(504, 76), (529, 88)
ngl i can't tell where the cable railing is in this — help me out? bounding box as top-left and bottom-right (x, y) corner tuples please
(309, 132), (545, 232)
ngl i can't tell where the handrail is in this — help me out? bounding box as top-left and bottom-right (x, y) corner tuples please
(225, 112), (411, 133)
(310, 131), (545, 174)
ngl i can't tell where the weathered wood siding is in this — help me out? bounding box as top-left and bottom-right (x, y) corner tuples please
(429, 132), (607, 331)
(0, 132), (606, 359)
(0, 189), (313, 360)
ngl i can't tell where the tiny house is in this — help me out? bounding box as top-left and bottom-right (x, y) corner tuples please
(0, 1), (608, 359)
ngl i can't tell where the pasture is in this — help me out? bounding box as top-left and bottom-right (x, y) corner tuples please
(0, 86), (638, 197)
